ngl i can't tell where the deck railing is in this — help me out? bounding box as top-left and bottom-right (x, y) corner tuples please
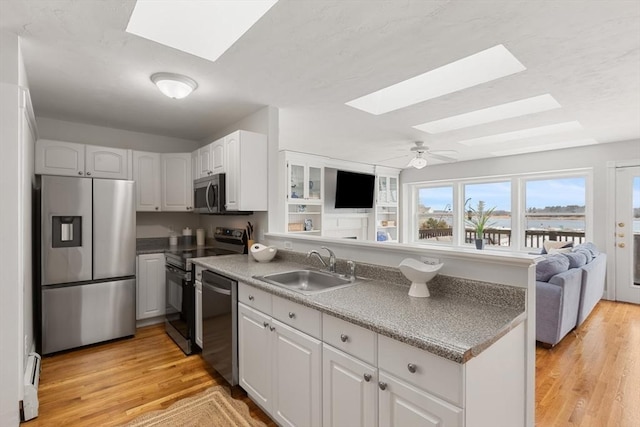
(418, 227), (586, 248)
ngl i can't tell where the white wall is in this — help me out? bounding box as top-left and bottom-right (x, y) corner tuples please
(401, 139), (640, 251)
(136, 212), (200, 238)
(0, 30), (34, 427)
(36, 117), (201, 153)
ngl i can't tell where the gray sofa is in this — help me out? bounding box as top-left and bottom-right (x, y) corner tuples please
(535, 243), (606, 346)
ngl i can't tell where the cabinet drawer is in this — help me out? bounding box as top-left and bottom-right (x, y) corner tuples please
(238, 282), (272, 314)
(378, 334), (463, 406)
(323, 314), (377, 365)
(272, 295), (322, 339)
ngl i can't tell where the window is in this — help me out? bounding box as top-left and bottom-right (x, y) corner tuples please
(523, 177), (586, 249)
(415, 186), (453, 244)
(407, 169), (591, 251)
(464, 181), (511, 247)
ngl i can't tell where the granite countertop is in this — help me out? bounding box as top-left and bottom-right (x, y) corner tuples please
(190, 255), (526, 364)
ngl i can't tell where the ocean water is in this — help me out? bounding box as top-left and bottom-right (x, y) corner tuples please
(420, 216), (640, 233)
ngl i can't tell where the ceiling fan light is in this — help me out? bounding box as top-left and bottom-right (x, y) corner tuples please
(408, 156), (427, 169)
(151, 72), (198, 99)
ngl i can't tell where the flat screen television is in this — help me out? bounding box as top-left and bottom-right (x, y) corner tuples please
(334, 170), (375, 208)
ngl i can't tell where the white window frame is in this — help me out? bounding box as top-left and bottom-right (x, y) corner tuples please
(405, 168), (593, 253)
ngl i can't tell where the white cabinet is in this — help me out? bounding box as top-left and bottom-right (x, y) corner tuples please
(195, 280), (203, 348)
(224, 130), (268, 211)
(375, 174), (399, 242)
(195, 143), (213, 178)
(378, 371), (463, 427)
(133, 151), (161, 211)
(285, 152), (325, 234)
(35, 139), (131, 179)
(85, 145), (130, 179)
(136, 253), (166, 320)
(161, 153), (193, 211)
(193, 137), (225, 179)
(323, 344), (378, 427)
(35, 139), (85, 176)
(238, 283), (322, 427)
(212, 138), (225, 174)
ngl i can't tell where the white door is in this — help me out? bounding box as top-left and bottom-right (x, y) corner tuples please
(378, 372), (463, 427)
(198, 144), (213, 178)
(271, 319), (322, 427)
(133, 151), (161, 211)
(85, 145), (129, 179)
(323, 344), (377, 427)
(238, 303), (272, 413)
(136, 254), (166, 320)
(161, 153), (192, 211)
(212, 138), (225, 174)
(225, 133), (240, 210)
(615, 166), (640, 304)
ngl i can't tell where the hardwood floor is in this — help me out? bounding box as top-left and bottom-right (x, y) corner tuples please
(536, 300), (640, 427)
(24, 300), (639, 427)
(24, 324), (276, 427)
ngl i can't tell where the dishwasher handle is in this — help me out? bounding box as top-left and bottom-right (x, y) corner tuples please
(202, 281), (232, 296)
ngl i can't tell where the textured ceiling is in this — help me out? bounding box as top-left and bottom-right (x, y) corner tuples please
(1, 0), (639, 168)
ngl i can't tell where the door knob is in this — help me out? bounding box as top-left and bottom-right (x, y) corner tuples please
(378, 382), (387, 391)
(263, 322), (269, 328)
(78, 171), (82, 175)
(618, 243), (625, 248)
(363, 373), (371, 382)
(407, 363), (417, 373)
(340, 334), (348, 342)
(86, 172), (91, 176)
(288, 312), (296, 319)
(248, 295), (254, 301)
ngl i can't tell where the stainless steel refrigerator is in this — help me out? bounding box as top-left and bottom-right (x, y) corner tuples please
(38, 175), (136, 354)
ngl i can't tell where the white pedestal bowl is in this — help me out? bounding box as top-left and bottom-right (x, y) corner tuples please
(398, 258), (443, 298)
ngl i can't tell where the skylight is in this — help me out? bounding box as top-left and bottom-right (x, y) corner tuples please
(345, 44), (526, 115)
(126, 0), (278, 63)
(458, 121), (583, 146)
(490, 139), (598, 156)
(413, 94), (561, 134)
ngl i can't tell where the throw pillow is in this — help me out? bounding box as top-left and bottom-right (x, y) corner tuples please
(536, 254), (570, 282)
(563, 251), (588, 268)
(574, 248), (593, 263)
(548, 247), (572, 254)
(541, 240), (574, 254)
(573, 242), (600, 257)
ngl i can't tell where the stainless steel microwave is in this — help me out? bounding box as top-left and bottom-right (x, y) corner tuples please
(193, 174), (226, 214)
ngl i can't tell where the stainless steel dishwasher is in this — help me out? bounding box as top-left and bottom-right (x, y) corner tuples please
(201, 270), (238, 386)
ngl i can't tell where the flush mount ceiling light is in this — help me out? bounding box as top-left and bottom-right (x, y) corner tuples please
(346, 44), (526, 115)
(127, 0), (279, 63)
(413, 94), (562, 134)
(151, 73), (198, 99)
(458, 121), (583, 146)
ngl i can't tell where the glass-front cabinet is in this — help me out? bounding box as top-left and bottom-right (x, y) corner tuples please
(285, 152), (325, 235)
(375, 173), (399, 242)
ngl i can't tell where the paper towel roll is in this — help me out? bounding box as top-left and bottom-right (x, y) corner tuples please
(196, 228), (205, 246)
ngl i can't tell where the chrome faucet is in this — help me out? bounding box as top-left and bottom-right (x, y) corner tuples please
(307, 246), (336, 273)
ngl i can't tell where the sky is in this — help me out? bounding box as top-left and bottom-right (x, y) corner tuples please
(419, 177), (587, 212)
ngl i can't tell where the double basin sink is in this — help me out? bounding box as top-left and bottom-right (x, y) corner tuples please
(254, 269), (361, 295)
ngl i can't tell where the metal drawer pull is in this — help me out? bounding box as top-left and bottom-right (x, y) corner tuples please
(407, 363), (417, 373)
(248, 295), (254, 301)
(288, 312), (296, 319)
(270, 326), (276, 332)
(378, 382), (387, 391)
(363, 374), (372, 382)
(263, 322), (269, 328)
(340, 334), (348, 342)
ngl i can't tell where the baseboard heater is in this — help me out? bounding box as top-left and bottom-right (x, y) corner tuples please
(20, 352), (41, 422)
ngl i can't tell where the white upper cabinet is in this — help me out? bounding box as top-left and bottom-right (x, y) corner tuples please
(161, 153), (193, 211)
(85, 145), (129, 179)
(196, 143), (213, 178)
(133, 151), (161, 212)
(224, 130), (268, 211)
(35, 139), (131, 179)
(35, 139), (85, 176)
(212, 138), (225, 174)
(287, 153), (324, 202)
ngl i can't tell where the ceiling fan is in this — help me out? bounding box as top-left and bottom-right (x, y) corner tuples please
(383, 141), (458, 169)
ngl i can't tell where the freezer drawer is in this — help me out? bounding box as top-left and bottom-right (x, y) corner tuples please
(42, 278), (136, 354)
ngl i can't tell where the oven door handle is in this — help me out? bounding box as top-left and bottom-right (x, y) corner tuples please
(203, 282), (231, 296)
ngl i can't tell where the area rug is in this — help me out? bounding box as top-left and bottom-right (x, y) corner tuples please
(122, 385), (267, 427)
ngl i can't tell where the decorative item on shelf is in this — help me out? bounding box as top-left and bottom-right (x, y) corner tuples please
(398, 258), (443, 298)
(297, 204), (306, 213)
(465, 199), (496, 250)
(196, 228), (206, 246)
(250, 243), (278, 263)
(304, 218), (313, 231)
(288, 223), (304, 232)
(376, 231), (388, 241)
